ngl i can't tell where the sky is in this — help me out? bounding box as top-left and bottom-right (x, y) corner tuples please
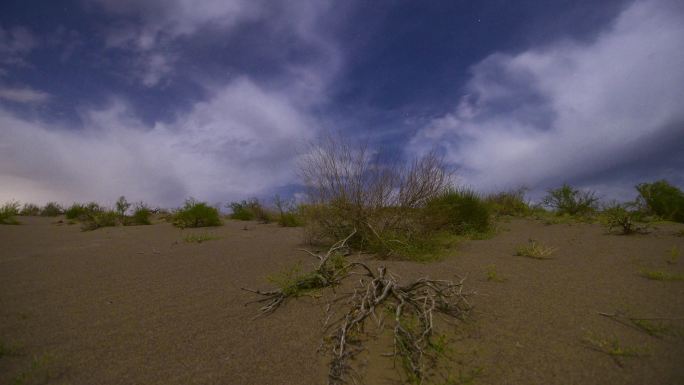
(1, 0), (683, 207)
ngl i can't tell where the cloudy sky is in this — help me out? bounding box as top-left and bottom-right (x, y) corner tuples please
(1, 0), (682, 207)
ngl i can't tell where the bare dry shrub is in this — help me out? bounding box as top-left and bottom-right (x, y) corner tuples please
(299, 133), (451, 256)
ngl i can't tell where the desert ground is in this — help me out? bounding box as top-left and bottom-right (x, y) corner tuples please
(1, 216), (683, 385)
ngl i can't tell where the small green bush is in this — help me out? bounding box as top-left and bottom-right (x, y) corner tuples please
(19, 203), (41, 216)
(486, 188), (530, 216)
(80, 210), (118, 231)
(228, 198), (272, 223)
(129, 202), (152, 225)
(40, 202), (63, 217)
(274, 195), (304, 227)
(601, 203), (645, 235)
(172, 199), (222, 228)
(0, 201), (21, 225)
(115, 196), (131, 223)
(542, 183), (598, 216)
(636, 180), (684, 223)
(423, 189), (491, 235)
(65, 202), (101, 220)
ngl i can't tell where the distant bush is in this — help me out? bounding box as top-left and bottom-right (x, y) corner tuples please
(129, 202), (152, 225)
(0, 201), (21, 225)
(65, 202), (101, 220)
(80, 210), (118, 231)
(601, 202), (645, 235)
(40, 202), (63, 217)
(424, 189), (491, 235)
(636, 180), (684, 223)
(228, 198), (272, 223)
(19, 203), (41, 216)
(485, 188), (530, 216)
(115, 196), (131, 223)
(274, 195), (304, 227)
(542, 183), (598, 216)
(172, 199), (222, 228)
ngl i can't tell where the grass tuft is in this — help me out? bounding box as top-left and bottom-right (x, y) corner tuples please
(485, 264), (505, 282)
(638, 269), (684, 281)
(183, 233), (220, 243)
(583, 334), (644, 366)
(172, 198), (222, 228)
(515, 239), (556, 259)
(0, 201), (21, 225)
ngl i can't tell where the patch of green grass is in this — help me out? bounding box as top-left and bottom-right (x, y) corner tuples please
(267, 262), (329, 298)
(485, 265), (505, 282)
(0, 201), (21, 225)
(666, 246), (680, 265)
(183, 233), (220, 243)
(639, 269), (684, 281)
(515, 239), (556, 259)
(583, 334), (644, 367)
(39, 202), (63, 217)
(18, 203), (41, 216)
(80, 210), (118, 231)
(631, 319), (674, 338)
(12, 353), (55, 385)
(0, 340), (21, 358)
(128, 202), (152, 225)
(485, 187), (530, 217)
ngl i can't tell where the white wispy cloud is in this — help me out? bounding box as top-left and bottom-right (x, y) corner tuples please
(0, 24), (36, 67)
(0, 77), (316, 206)
(0, 86), (50, 103)
(409, 0), (684, 198)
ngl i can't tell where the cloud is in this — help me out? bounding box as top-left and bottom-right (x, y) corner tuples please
(409, 0), (684, 198)
(0, 86), (50, 103)
(0, 77), (316, 206)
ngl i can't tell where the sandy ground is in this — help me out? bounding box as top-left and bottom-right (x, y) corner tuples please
(1, 216), (683, 385)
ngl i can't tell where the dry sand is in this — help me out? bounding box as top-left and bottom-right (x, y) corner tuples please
(1, 216), (683, 384)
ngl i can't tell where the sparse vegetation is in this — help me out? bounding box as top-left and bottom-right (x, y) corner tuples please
(636, 180), (684, 223)
(274, 194), (304, 227)
(486, 188), (530, 217)
(11, 353), (57, 385)
(515, 239), (556, 259)
(172, 198), (222, 228)
(542, 183), (598, 216)
(0, 201), (21, 225)
(601, 202), (646, 235)
(485, 264), (505, 282)
(666, 246), (680, 265)
(583, 334), (644, 366)
(80, 209), (118, 231)
(183, 233), (220, 243)
(19, 203), (40, 216)
(115, 195), (131, 223)
(639, 269), (684, 281)
(424, 188), (492, 235)
(228, 198), (272, 223)
(129, 202), (152, 225)
(40, 202), (63, 217)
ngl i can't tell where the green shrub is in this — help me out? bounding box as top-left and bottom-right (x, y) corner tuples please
(172, 199), (222, 228)
(19, 203), (41, 216)
(115, 196), (131, 223)
(40, 202), (63, 217)
(228, 198), (272, 223)
(486, 188), (530, 216)
(0, 201), (20, 225)
(65, 202), (101, 220)
(80, 210), (118, 231)
(274, 195), (304, 227)
(423, 189), (491, 235)
(129, 202), (152, 225)
(636, 180), (684, 223)
(542, 183), (598, 216)
(601, 202), (645, 235)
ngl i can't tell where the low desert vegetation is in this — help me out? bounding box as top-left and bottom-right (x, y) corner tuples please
(183, 233), (220, 243)
(299, 133), (490, 260)
(40, 202), (63, 217)
(515, 239), (556, 259)
(0, 201), (21, 225)
(583, 334), (644, 367)
(635, 180), (684, 223)
(485, 264), (505, 282)
(666, 246), (680, 265)
(19, 203), (41, 216)
(227, 198), (272, 223)
(129, 202), (153, 225)
(171, 198), (222, 228)
(485, 188), (531, 217)
(601, 202), (647, 235)
(274, 194), (304, 227)
(244, 232), (472, 384)
(542, 183), (598, 216)
(638, 269), (684, 281)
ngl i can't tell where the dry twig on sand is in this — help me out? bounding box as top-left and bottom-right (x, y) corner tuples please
(243, 230), (472, 385)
